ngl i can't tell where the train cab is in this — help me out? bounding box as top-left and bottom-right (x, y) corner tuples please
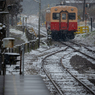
(46, 5), (78, 40)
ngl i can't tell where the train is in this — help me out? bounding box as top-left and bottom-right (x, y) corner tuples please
(45, 4), (78, 41)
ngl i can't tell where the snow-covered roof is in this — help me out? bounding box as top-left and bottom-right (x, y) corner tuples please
(3, 38), (15, 41)
(0, 27), (2, 30)
(5, 53), (20, 56)
(0, 11), (9, 14)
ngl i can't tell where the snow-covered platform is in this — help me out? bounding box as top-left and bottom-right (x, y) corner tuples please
(0, 75), (50, 95)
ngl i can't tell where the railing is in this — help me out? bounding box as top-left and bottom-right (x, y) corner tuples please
(75, 26), (89, 34)
(7, 39), (38, 53)
(25, 27), (37, 41)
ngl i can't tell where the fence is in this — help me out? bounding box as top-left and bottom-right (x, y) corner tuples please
(76, 26), (89, 34)
(7, 39), (38, 54)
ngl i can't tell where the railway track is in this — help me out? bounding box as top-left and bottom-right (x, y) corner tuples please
(6, 36), (95, 94)
(41, 44), (95, 95)
(61, 41), (95, 61)
(69, 40), (95, 53)
(60, 55), (95, 95)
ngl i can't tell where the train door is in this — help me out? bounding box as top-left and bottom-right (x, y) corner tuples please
(59, 12), (68, 31)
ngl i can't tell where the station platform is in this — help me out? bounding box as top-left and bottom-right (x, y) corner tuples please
(0, 75), (50, 95)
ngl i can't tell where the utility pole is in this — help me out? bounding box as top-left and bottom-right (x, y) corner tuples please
(38, 0), (41, 48)
(33, 0), (41, 48)
(6, 14), (9, 37)
(83, 0), (86, 21)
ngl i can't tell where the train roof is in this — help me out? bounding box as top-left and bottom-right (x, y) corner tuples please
(46, 5), (77, 13)
(51, 5), (77, 9)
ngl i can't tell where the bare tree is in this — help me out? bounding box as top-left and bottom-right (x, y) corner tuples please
(6, 0), (23, 26)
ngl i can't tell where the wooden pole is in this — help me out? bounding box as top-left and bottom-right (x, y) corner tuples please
(83, 0), (86, 21)
(38, 0), (41, 48)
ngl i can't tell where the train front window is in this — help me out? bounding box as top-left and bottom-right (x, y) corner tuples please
(69, 13), (76, 20)
(53, 13), (59, 20)
(62, 13), (66, 20)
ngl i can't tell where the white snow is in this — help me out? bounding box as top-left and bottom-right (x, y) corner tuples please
(0, 27), (2, 30)
(10, 28), (28, 42)
(27, 15), (38, 25)
(74, 23), (95, 46)
(10, 28), (23, 34)
(27, 15), (47, 36)
(3, 38), (15, 41)
(21, 32), (28, 42)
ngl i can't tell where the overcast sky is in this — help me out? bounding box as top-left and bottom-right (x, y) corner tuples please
(22, 0), (60, 15)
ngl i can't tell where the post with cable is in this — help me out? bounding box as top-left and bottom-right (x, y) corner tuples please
(38, 0), (41, 48)
(83, 0), (86, 21)
(21, 44), (24, 76)
(33, 0), (41, 48)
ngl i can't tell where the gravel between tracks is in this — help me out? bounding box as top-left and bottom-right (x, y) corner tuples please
(70, 55), (95, 87)
(70, 55), (95, 74)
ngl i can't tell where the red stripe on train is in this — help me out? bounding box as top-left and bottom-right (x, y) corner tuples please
(50, 22), (77, 31)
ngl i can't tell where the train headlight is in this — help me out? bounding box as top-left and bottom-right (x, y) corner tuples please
(71, 8), (74, 11)
(55, 8), (58, 11)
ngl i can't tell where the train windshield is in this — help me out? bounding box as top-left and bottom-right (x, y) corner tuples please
(53, 13), (59, 20)
(69, 13), (76, 20)
(62, 13), (66, 20)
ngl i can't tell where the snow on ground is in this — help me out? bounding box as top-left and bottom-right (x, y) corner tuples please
(27, 15), (38, 25)
(74, 23), (95, 46)
(10, 28), (23, 34)
(75, 31), (95, 46)
(10, 28), (28, 43)
(27, 15), (47, 36)
(21, 33), (28, 43)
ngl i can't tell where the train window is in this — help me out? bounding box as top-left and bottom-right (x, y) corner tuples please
(62, 13), (66, 20)
(53, 13), (59, 20)
(69, 13), (76, 20)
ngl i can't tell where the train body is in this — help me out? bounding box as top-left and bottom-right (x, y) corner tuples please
(46, 5), (78, 40)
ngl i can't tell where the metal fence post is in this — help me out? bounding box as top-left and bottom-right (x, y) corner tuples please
(22, 17), (24, 33)
(21, 44), (24, 76)
(20, 46), (22, 75)
(91, 18), (92, 32)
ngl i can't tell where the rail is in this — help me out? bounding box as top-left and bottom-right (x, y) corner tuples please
(60, 56), (95, 95)
(42, 43), (95, 94)
(61, 41), (95, 61)
(42, 48), (68, 95)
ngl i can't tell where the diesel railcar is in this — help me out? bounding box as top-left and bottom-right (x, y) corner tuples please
(46, 4), (78, 41)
